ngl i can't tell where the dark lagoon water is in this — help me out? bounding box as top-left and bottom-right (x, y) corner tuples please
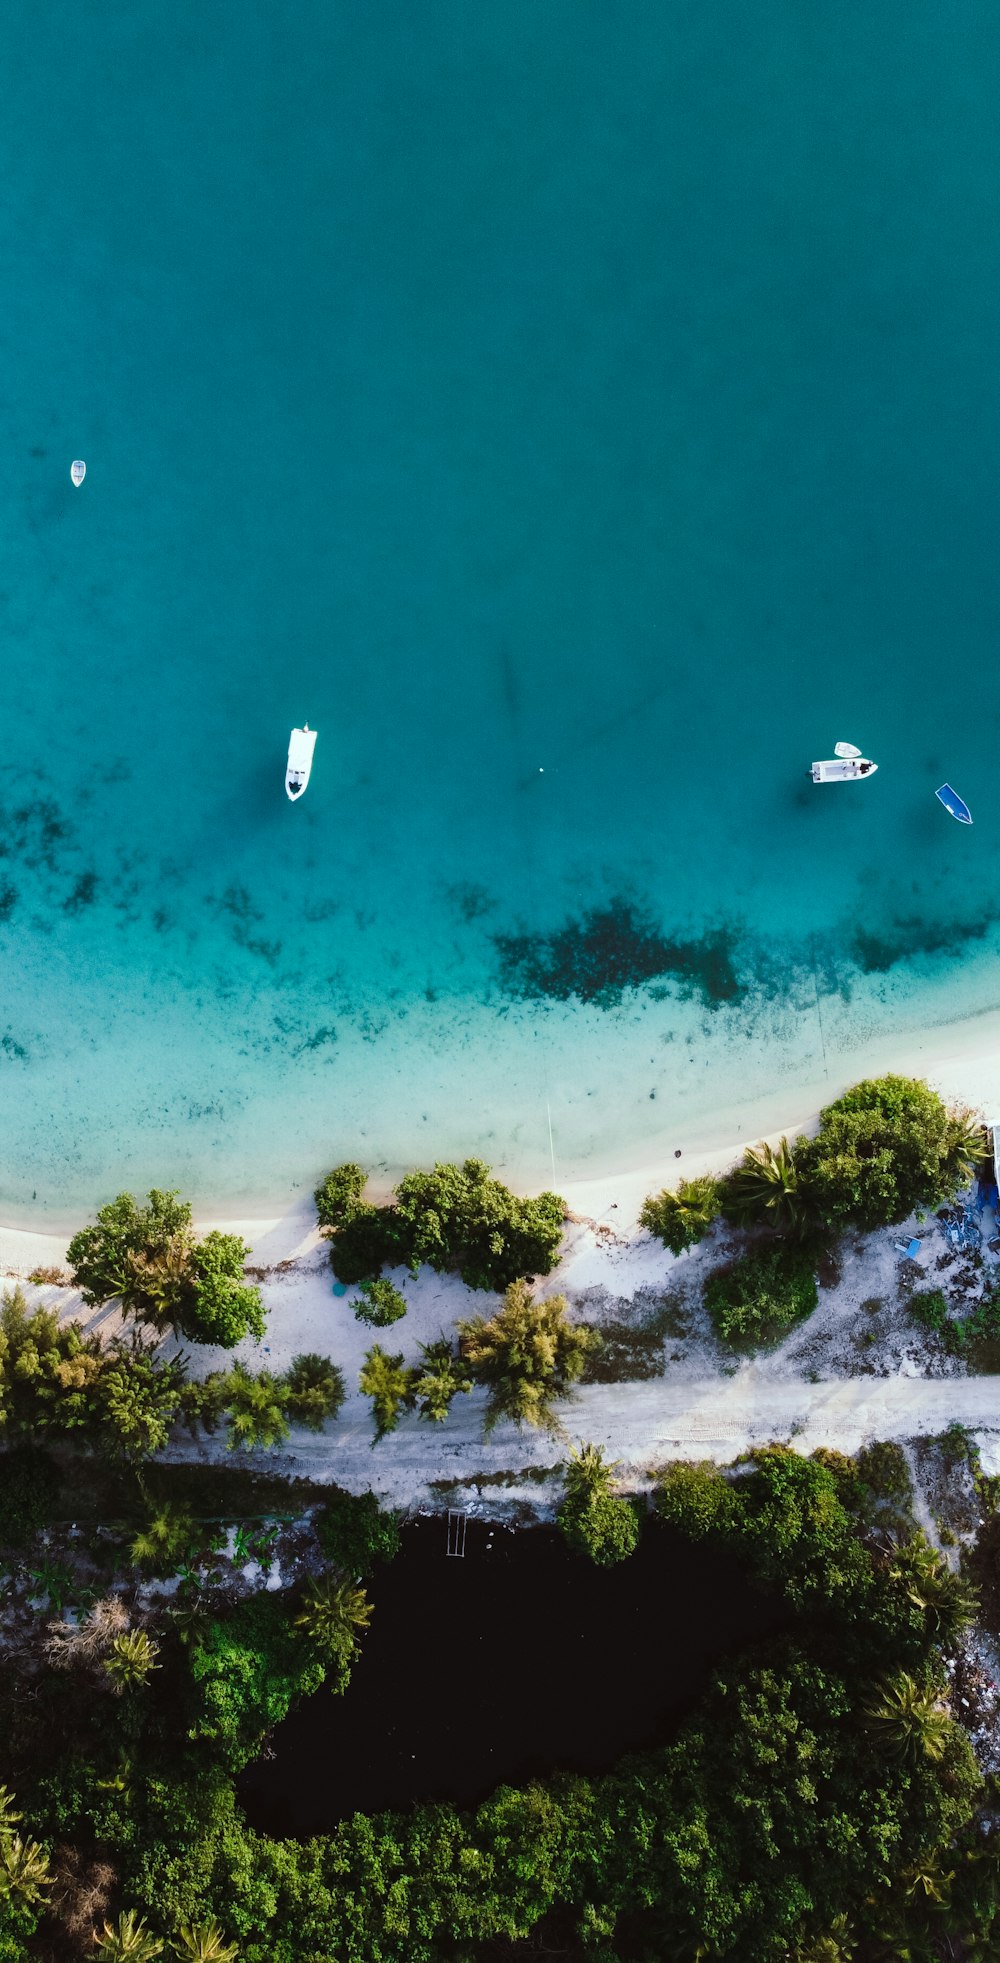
(3, 3), (1000, 1213)
(238, 1517), (785, 1829)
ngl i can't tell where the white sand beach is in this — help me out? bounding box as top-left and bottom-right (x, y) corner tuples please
(5, 1016), (1000, 1505)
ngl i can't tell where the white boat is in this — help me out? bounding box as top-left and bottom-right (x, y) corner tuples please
(70, 459), (86, 487)
(834, 740), (861, 758)
(285, 724), (317, 801)
(811, 754), (878, 783)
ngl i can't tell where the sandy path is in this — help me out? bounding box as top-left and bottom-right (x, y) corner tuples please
(156, 1374), (1000, 1507)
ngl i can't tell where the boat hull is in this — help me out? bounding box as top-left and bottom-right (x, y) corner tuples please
(285, 725), (317, 801)
(935, 783), (972, 824)
(811, 757), (878, 783)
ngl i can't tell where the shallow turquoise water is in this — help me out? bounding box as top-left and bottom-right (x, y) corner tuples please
(2, 2), (1000, 1216)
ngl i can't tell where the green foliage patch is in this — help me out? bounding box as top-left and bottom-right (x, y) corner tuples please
(703, 1240), (818, 1347)
(317, 1158), (565, 1290)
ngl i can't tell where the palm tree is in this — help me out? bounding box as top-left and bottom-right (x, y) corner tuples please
(0, 1832), (51, 1906)
(891, 1536), (978, 1643)
(722, 1137), (814, 1236)
(130, 1504), (196, 1574)
(282, 1353), (345, 1431)
(864, 1670), (951, 1762)
(412, 1339), (472, 1424)
(219, 1362), (290, 1452)
(93, 1910), (164, 1959)
(294, 1575), (372, 1658)
(794, 1916), (856, 1961)
(942, 1108), (989, 1189)
(639, 1175), (721, 1255)
(171, 1921), (239, 1961)
(458, 1281), (597, 1438)
(104, 1628), (161, 1694)
(0, 1785), (22, 1833)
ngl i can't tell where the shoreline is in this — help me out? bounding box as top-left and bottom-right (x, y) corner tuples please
(6, 1000), (1000, 1263)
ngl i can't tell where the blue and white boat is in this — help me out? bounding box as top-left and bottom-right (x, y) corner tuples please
(935, 783), (972, 825)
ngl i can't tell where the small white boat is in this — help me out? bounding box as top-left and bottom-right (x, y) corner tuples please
(70, 459), (86, 487)
(834, 740), (861, 759)
(285, 724), (317, 801)
(811, 755), (878, 783)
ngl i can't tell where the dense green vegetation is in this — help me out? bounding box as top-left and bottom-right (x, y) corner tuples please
(2, 1443), (994, 1962)
(0, 1288), (340, 1460)
(67, 1192), (265, 1348)
(638, 1173), (722, 1255)
(643, 1077), (985, 1261)
(556, 1443), (640, 1565)
(703, 1239), (818, 1345)
(315, 1157), (565, 1289)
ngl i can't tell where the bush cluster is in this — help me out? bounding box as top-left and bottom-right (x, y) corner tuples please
(643, 1076), (985, 1258)
(703, 1240), (818, 1346)
(315, 1158), (565, 1290)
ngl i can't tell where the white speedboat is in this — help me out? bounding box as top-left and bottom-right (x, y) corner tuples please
(811, 754), (878, 783)
(70, 459), (86, 487)
(285, 724), (317, 801)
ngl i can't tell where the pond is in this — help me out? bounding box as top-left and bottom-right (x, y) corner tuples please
(238, 1514), (786, 1832)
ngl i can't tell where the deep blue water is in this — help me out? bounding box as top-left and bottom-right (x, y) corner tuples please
(2, 3), (1000, 1216)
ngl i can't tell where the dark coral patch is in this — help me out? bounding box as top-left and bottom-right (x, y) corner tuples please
(494, 899), (742, 1009)
(0, 881), (17, 923)
(62, 871), (98, 914)
(852, 911), (993, 974)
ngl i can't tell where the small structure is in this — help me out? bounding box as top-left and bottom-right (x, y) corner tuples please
(446, 1510), (467, 1558)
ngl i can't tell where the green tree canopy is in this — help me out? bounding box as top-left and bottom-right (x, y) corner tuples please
(393, 1160), (565, 1290)
(66, 1194), (264, 1348)
(282, 1353), (345, 1431)
(458, 1280), (596, 1437)
(557, 1443), (640, 1565)
(358, 1345), (417, 1443)
(796, 1076), (983, 1231)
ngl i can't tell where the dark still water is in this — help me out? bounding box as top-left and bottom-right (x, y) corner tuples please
(239, 1516), (785, 1832)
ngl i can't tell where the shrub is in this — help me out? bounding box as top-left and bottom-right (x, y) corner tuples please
(909, 1289), (950, 1334)
(557, 1444), (640, 1565)
(352, 1278), (407, 1327)
(458, 1280), (597, 1437)
(188, 1595), (326, 1764)
(796, 1077), (978, 1232)
(315, 1488), (401, 1578)
(314, 1163), (367, 1231)
(640, 1175), (721, 1255)
(703, 1241), (818, 1346)
(654, 1460), (739, 1537)
(856, 1441), (912, 1504)
(393, 1160), (565, 1290)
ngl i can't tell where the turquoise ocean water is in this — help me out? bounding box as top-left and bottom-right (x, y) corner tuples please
(2, 2), (1000, 1219)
